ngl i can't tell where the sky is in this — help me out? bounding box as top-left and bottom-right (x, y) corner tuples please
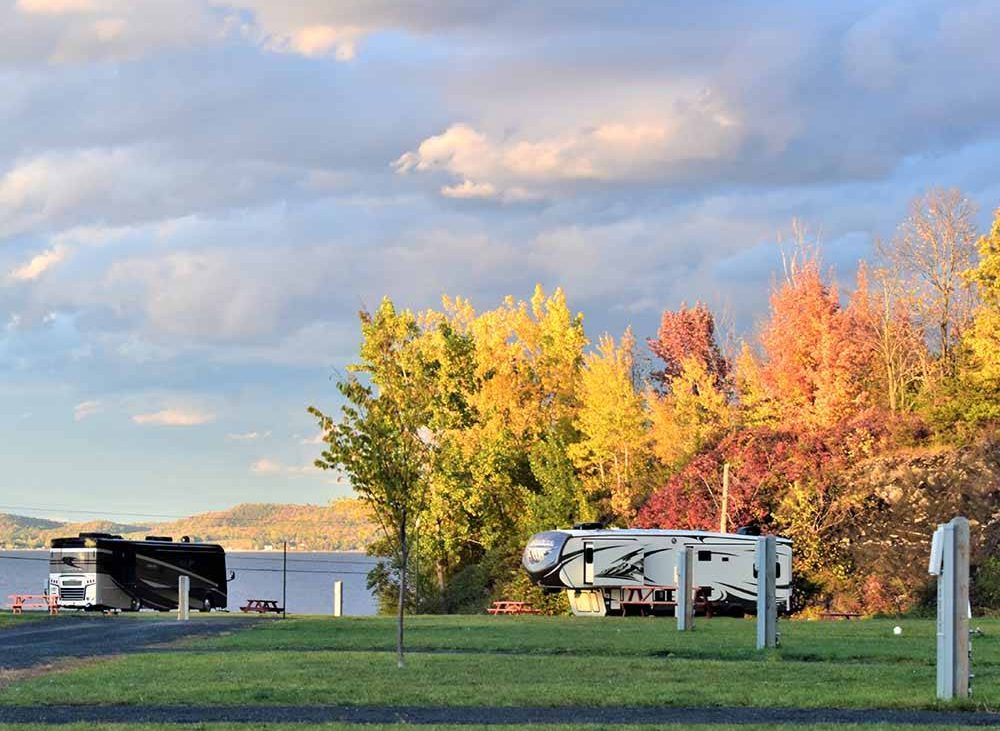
(3, 0), (1000, 521)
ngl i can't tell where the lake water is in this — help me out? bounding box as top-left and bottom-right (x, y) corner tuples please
(0, 550), (379, 616)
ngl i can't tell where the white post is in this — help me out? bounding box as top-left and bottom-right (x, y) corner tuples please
(177, 575), (190, 621)
(756, 535), (776, 649)
(675, 546), (694, 631)
(931, 518), (970, 700)
(333, 580), (343, 617)
(720, 462), (730, 533)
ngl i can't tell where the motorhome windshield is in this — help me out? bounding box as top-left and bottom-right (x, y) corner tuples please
(49, 549), (97, 575)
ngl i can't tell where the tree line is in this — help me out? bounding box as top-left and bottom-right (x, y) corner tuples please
(311, 188), (1000, 645)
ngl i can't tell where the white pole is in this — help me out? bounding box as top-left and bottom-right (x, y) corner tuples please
(676, 546), (694, 631)
(935, 517), (970, 700)
(756, 536), (776, 649)
(177, 575), (190, 621)
(333, 580), (343, 617)
(720, 462), (730, 534)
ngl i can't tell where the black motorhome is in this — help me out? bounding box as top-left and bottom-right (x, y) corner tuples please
(49, 533), (228, 611)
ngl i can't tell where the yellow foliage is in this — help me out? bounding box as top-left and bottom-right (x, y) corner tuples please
(648, 356), (733, 471)
(568, 328), (649, 521)
(734, 341), (779, 426)
(965, 208), (1000, 383)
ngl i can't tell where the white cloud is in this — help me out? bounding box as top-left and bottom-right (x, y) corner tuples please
(250, 458), (314, 476)
(250, 457), (281, 474)
(277, 24), (365, 60)
(395, 99), (743, 199)
(73, 399), (102, 421)
(0, 148), (175, 236)
(440, 179), (497, 200)
(132, 408), (215, 426)
(299, 432), (325, 445)
(5, 0), (226, 64)
(9, 245), (67, 281)
(16, 0), (99, 14)
(227, 431), (270, 441)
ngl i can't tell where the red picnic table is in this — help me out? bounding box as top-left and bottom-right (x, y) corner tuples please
(240, 598), (283, 614)
(9, 594), (59, 615)
(487, 600), (541, 615)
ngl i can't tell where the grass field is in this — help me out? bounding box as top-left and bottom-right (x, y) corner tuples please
(0, 613), (43, 628)
(0, 614), (997, 712)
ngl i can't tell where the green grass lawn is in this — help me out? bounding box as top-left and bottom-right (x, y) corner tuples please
(0, 612), (46, 628)
(0, 615), (997, 711)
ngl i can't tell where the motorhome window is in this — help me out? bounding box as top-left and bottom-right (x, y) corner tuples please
(697, 550), (712, 562)
(584, 545), (594, 564)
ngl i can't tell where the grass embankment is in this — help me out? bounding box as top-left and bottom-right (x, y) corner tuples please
(1, 615), (997, 711)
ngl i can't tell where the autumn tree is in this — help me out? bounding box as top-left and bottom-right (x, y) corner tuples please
(847, 262), (926, 412)
(734, 341), (779, 426)
(310, 298), (433, 667)
(959, 206), (1000, 420)
(403, 286), (588, 607)
(648, 303), (728, 392)
(877, 188), (979, 374)
(569, 328), (650, 521)
(648, 355), (733, 471)
(757, 254), (870, 428)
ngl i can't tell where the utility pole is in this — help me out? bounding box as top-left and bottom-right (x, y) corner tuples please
(720, 462), (730, 533)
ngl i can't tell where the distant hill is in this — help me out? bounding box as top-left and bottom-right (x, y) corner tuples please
(0, 499), (377, 551)
(0, 516), (147, 549)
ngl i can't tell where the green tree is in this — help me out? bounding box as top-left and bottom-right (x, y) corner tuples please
(310, 298), (433, 667)
(569, 329), (650, 521)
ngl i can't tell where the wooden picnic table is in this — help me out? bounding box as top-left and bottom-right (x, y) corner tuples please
(240, 598), (283, 614)
(9, 594), (59, 615)
(487, 600), (541, 615)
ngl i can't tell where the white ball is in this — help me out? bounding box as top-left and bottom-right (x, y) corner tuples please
(893, 626), (902, 635)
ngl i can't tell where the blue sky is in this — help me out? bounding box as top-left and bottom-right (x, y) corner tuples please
(2, 0), (1000, 521)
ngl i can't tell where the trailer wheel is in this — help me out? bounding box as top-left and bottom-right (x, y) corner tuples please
(200, 597), (212, 613)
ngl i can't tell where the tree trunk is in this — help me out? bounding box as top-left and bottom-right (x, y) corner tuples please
(437, 559), (447, 613)
(397, 518), (407, 669)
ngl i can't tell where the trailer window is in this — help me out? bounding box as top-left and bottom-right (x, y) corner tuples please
(775, 562), (781, 578)
(697, 550), (712, 562)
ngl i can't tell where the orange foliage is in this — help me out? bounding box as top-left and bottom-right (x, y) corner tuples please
(756, 257), (871, 428)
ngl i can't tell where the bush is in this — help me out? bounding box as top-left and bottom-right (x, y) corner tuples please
(973, 556), (1000, 610)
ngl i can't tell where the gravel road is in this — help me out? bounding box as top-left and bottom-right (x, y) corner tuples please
(0, 703), (999, 726)
(0, 615), (254, 670)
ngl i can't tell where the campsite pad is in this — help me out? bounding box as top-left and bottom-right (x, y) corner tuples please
(0, 615), (256, 670)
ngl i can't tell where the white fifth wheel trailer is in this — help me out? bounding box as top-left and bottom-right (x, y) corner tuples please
(522, 526), (792, 616)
